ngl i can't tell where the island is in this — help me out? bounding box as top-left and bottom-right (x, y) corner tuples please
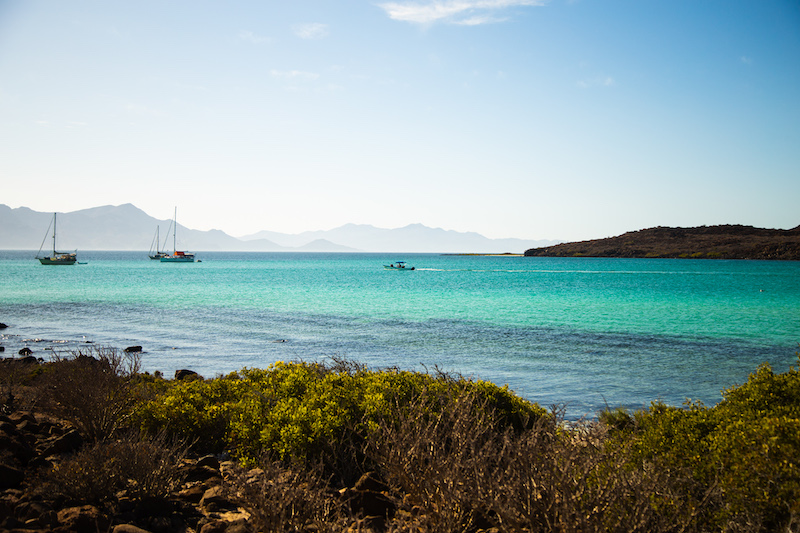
(524, 224), (800, 260)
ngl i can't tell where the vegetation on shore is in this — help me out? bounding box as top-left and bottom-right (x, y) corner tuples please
(2, 347), (799, 532)
(524, 224), (800, 260)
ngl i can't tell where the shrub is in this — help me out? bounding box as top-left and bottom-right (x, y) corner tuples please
(30, 430), (189, 505)
(601, 357), (800, 531)
(136, 360), (549, 476)
(225, 460), (353, 533)
(37, 347), (144, 441)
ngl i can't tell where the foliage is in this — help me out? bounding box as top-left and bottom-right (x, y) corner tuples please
(600, 357), (800, 531)
(36, 347), (149, 441)
(136, 360), (548, 472)
(30, 430), (189, 505)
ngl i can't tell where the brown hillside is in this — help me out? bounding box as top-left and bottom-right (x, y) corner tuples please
(524, 225), (800, 260)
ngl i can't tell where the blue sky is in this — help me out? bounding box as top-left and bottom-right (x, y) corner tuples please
(1, 0), (798, 241)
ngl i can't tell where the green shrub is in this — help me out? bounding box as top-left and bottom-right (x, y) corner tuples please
(136, 360), (548, 471)
(601, 357), (800, 531)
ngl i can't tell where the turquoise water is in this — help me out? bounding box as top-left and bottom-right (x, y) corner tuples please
(1, 251), (799, 418)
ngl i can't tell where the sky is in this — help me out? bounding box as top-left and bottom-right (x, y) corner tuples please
(1, 1), (798, 242)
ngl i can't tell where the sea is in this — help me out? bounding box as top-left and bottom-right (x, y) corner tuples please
(1, 250), (799, 420)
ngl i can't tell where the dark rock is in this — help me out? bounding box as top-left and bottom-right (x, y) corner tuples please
(344, 472), (396, 520)
(182, 464), (222, 482)
(39, 428), (83, 456)
(0, 323), (7, 329)
(15, 501), (57, 528)
(196, 454), (221, 470)
(175, 369), (200, 381)
(354, 471), (390, 493)
(8, 412), (36, 426)
(18, 347), (33, 356)
(134, 496), (172, 517)
(0, 463), (24, 489)
(0, 515), (23, 530)
(57, 505), (110, 533)
(0, 433), (34, 465)
(16, 419), (40, 434)
(0, 346), (4, 352)
(113, 525), (153, 533)
(176, 484), (206, 503)
(199, 486), (233, 509)
(0, 420), (20, 436)
(224, 518), (255, 533)
(347, 489), (395, 520)
(199, 519), (231, 533)
(124, 346), (143, 353)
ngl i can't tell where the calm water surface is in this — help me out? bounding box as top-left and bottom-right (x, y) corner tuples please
(1, 251), (798, 419)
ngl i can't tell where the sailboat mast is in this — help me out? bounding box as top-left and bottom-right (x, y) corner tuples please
(52, 213), (57, 253)
(173, 207), (177, 254)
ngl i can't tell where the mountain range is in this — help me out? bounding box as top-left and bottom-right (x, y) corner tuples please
(0, 204), (559, 253)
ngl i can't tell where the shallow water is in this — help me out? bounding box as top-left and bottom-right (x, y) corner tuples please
(1, 251), (798, 418)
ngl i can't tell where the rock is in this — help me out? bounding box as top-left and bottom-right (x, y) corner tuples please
(16, 419), (40, 434)
(18, 347), (33, 356)
(0, 433), (34, 465)
(0, 323), (7, 329)
(0, 463), (24, 489)
(0, 346), (5, 352)
(199, 486), (233, 509)
(56, 505), (110, 533)
(39, 428), (83, 456)
(224, 518), (255, 533)
(124, 346), (143, 353)
(345, 472), (396, 521)
(196, 454), (221, 470)
(354, 472), (390, 493)
(15, 501), (57, 528)
(182, 464), (222, 482)
(199, 519), (231, 533)
(175, 369), (200, 381)
(113, 525), (153, 533)
(177, 484), (206, 503)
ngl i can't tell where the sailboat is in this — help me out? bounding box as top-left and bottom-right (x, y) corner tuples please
(148, 225), (170, 260)
(160, 208), (196, 263)
(36, 213), (77, 265)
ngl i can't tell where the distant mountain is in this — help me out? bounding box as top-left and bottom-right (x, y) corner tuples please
(524, 225), (800, 260)
(242, 223), (558, 253)
(0, 204), (557, 253)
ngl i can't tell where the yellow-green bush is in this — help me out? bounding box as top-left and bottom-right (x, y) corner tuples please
(136, 361), (547, 469)
(601, 357), (800, 531)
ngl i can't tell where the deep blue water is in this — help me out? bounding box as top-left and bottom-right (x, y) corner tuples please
(1, 250), (798, 419)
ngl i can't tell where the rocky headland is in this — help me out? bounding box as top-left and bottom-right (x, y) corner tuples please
(524, 224), (800, 260)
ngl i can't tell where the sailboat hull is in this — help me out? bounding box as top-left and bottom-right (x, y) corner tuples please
(160, 254), (195, 263)
(38, 253), (77, 265)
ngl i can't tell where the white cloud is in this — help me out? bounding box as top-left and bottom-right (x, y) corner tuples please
(292, 23), (329, 39)
(378, 0), (545, 25)
(740, 55), (753, 65)
(239, 30), (270, 44)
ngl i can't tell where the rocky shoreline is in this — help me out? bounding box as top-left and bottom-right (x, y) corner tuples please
(1, 356), (400, 533)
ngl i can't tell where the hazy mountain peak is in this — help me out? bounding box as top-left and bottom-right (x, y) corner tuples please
(0, 204), (559, 253)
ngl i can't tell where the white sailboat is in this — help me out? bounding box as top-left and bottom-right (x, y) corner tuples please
(36, 213), (77, 265)
(148, 224), (170, 260)
(160, 208), (196, 263)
